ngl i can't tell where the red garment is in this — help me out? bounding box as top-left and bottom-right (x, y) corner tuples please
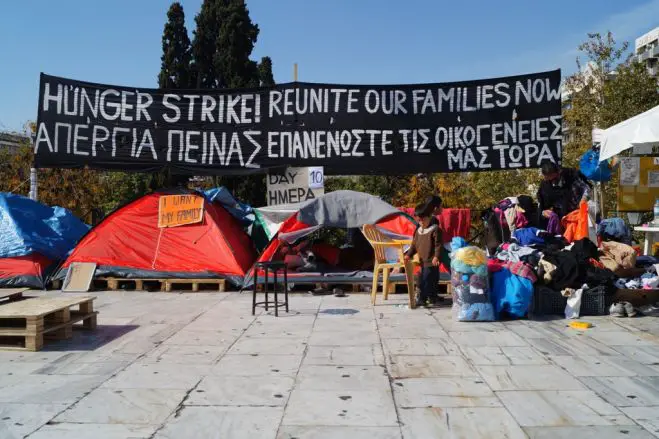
(398, 207), (471, 244)
(488, 259), (506, 272)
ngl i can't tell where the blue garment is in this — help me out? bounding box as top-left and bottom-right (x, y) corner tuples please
(597, 218), (631, 244)
(455, 302), (496, 322)
(0, 192), (89, 260)
(491, 268), (534, 319)
(203, 187), (254, 227)
(579, 149), (612, 182)
(513, 227), (545, 246)
(451, 259), (488, 277)
(450, 237), (467, 252)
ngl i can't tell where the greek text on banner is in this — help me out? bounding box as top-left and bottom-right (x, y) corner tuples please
(34, 70), (562, 175)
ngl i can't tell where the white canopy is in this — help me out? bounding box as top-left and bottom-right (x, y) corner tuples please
(599, 104), (659, 162)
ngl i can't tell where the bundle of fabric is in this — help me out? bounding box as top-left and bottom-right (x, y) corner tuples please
(598, 218), (631, 245)
(599, 241), (637, 276)
(540, 239), (616, 291)
(450, 238), (495, 321)
(493, 196), (537, 234)
(489, 260), (536, 318)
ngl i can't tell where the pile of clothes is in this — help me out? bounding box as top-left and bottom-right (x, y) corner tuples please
(450, 238), (495, 321)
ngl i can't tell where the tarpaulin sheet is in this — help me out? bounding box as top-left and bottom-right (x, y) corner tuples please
(0, 192), (89, 260)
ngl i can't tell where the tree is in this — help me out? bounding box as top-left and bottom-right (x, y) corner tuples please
(0, 141), (110, 223)
(563, 32), (659, 214)
(191, 0), (226, 88)
(258, 56), (275, 86)
(158, 2), (192, 89)
(214, 0), (260, 89)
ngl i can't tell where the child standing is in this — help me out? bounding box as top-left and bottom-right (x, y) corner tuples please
(405, 203), (442, 307)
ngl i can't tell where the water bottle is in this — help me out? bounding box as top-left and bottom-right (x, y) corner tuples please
(654, 199), (659, 226)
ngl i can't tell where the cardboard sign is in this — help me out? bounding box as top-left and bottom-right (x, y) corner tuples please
(158, 195), (204, 228)
(267, 167), (325, 206)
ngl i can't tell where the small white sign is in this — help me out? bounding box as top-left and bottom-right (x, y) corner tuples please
(620, 157), (641, 186)
(308, 167), (324, 189)
(267, 167), (325, 206)
(649, 171), (659, 188)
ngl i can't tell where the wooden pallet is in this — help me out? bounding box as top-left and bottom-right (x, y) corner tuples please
(96, 277), (225, 293)
(0, 296), (97, 351)
(0, 288), (28, 303)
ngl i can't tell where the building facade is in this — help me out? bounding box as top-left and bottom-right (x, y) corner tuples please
(636, 27), (659, 77)
(0, 132), (30, 154)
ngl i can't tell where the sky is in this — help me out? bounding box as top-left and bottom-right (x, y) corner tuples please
(1, 0), (658, 132)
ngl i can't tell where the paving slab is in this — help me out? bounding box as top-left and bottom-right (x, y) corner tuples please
(398, 407), (527, 439)
(449, 330), (528, 347)
(550, 355), (659, 377)
(523, 426), (656, 438)
(0, 403), (68, 439)
(497, 390), (633, 427)
(527, 336), (620, 356)
(389, 355), (478, 378)
(212, 354), (303, 377)
(393, 377), (500, 408)
(154, 406), (283, 439)
(308, 330), (380, 346)
(185, 375), (295, 406)
(276, 426), (402, 439)
(101, 363), (210, 390)
(282, 389), (398, 427)
(28, 423), (158, 439)
(579, 376), (659, 407)
(140, 344), (228, 364)
(476, 365), (586, 391)
(0, 375), (107, 404)
(461, 346), (548, 365)
(383, 338), (460, 356)
(55, 388), (185, 424)
(296, 365), (389, 390)
(227, 337), (308, 355)
(304, 345), (385, 366)
(620, 406), (659, 437)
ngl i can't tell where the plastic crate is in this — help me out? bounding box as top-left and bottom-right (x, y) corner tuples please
(580, 285), (612, 316)
(533, 286), (566, 316)
(533, 285), (613, 316)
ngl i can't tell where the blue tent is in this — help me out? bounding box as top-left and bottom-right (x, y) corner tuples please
(0, 192), (89, 260)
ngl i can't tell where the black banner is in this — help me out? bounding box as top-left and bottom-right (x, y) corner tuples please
(34, 70), (562, 175)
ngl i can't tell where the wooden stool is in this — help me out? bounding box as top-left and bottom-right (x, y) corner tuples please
(252, 261), (289, 317)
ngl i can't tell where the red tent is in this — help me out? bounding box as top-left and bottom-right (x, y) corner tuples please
(0, 253), (53, 289)
(246, 191), (418, 286)
(57, 190), (256, 287)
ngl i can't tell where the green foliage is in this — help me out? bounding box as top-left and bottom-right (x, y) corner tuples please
(191, 0), (227, 88)
(214, 0), (260, 89)
(563, 31), (659, 215)
(258, 56), (275, 87)
(158, 2), (192, 89)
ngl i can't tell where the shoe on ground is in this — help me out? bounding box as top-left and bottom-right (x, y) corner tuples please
(609, 302), (625, 317)
(623, 301), (637, 317)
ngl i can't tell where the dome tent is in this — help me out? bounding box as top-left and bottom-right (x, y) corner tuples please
(55, 189), (256, 287)
(245, 190), (417, 287)
(0, 192), (88, 289)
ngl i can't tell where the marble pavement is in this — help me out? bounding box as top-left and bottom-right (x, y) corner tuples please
(0, 290), (658, 438)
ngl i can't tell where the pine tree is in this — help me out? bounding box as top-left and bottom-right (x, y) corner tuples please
(158, 2), (192, 89)
(214, 0), (260, 88)
(258, 56), (275, 86)
(192, 0), (226, 88)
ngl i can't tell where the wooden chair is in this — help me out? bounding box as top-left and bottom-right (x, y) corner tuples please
(361, 224), (416, 308)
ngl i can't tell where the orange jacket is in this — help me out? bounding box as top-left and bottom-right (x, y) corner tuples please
(561, 201), (589, 243)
